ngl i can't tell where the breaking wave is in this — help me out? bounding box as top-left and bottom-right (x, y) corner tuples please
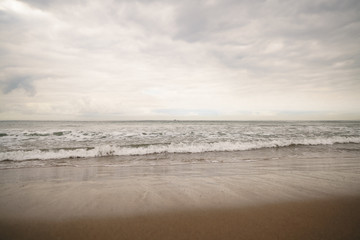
(1, 136), (359, 161)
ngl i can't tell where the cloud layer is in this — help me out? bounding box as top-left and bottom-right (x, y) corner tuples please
(1, 0), (359, 120)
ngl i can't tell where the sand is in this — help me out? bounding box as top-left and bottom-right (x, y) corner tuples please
(1, 197), (360, 240)
(1, 147), (360, 239)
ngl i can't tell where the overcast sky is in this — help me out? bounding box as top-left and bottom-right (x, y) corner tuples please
(0, 0), (359, 120)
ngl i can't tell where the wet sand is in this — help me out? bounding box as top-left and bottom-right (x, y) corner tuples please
(1, 197), (360, 240)
(1, 146), (360, 239)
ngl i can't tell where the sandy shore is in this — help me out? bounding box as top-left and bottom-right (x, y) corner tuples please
(1, 197), (360, 240)
(1, 146), (360, 239)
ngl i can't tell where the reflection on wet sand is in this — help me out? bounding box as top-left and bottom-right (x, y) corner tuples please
(0, 145), (360, 239)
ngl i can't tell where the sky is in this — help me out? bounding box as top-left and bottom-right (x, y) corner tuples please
(0, 0), (359, 120)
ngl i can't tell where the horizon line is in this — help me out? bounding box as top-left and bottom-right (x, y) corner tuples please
(1, 119), (359, 122)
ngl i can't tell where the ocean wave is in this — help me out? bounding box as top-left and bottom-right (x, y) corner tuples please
(1, 136), (360, 161)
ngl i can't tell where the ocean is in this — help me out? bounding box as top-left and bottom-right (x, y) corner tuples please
(1, 121), (360, 169)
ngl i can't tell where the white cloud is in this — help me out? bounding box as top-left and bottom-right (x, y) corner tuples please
(0, 0), (359, 120)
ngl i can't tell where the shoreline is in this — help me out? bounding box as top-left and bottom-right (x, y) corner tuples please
(1, 145), (360, 239)
(1, 148), (360, 219)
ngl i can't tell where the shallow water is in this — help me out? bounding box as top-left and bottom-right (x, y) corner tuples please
(1, 144), (359, 221)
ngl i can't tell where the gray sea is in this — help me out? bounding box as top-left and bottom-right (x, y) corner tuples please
(0, 121), (359, 169)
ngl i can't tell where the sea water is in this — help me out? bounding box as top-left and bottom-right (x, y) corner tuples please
(0, 121), (359, 168)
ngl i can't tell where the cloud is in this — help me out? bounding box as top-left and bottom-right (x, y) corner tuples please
(154, 108), (219, 116)
(0, 0), (359, 120)
(1, 76), (36, 96)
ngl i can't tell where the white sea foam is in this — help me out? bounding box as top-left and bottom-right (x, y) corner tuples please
(1, 136), (359, 161)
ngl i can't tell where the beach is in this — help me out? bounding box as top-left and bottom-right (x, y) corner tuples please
(1, 0), (360, 236)
(1, 197), (360, 240)
(1, 144), (360, 239)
